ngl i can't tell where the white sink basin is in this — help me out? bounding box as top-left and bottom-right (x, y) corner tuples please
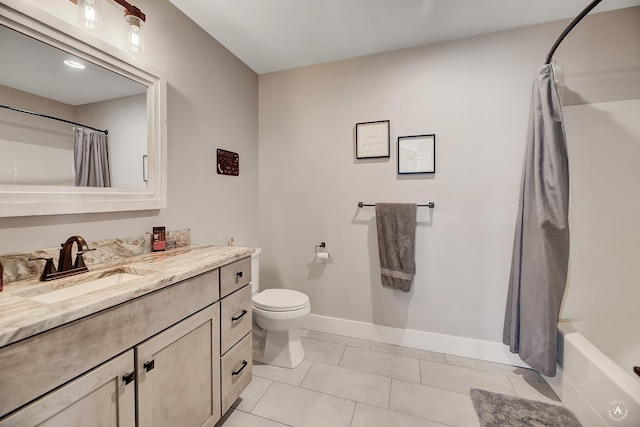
(22, 271), (146, 304)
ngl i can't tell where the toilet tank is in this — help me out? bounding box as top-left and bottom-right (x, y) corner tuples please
(251, 248), (261, 294)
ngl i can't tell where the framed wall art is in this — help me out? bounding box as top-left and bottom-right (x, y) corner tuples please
(397, 134), (436, 174)
(355, 120), (390, 159)
(217, 148), (239, 176)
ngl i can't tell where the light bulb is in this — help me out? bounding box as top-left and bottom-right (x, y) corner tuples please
(78, 0), (102, 30)
(126, 15), (144, 53)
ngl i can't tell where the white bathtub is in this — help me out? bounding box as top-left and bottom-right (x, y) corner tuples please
(545, 320), (640, 426)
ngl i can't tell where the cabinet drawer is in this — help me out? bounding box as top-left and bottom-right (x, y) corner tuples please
(219, 257), (251, 298)
(220, 284), (252, 355)
(220, 333), (252, 415)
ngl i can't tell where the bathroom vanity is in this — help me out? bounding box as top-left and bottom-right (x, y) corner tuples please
(0, 246), (254, 426)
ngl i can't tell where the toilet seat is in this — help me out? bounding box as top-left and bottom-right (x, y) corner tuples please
(252, 304), (311, 322)
(253, 289), (309, 312)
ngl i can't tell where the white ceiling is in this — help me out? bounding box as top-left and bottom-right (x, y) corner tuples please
(168, 0), (640, 74)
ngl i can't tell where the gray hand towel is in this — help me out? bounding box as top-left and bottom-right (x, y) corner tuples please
(375, 203), (417, 292)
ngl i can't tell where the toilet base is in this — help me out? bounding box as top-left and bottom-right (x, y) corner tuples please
(257, 328), (305, 368)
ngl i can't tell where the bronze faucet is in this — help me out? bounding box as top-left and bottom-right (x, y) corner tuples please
(58, 236), (91, 272)
(30, 236), (96, 281)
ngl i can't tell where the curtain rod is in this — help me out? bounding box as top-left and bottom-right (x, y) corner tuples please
(0, 104), (108, 135)
(545, 0), (602, 64)
(358, 202), (435, 208)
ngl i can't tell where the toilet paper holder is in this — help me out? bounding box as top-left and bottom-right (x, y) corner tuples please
(314, 242), (331, 261)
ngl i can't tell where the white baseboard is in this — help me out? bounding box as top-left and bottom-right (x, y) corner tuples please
(303, 314), (530, 368)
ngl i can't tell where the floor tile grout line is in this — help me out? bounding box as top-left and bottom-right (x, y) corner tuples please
(505, 373), (519, 398)
(426, 355), (545, 386)
(297, 380), (375, 411)
(306, 330), (372, 348)
(336, 345), (347, 366)
(386, 379), (472, 427)
(348, 400), (358, 427)
(244, 377), (274, 413)
(298, 362), (392, 410)
(235, 408), (294, 427)
(299, 360), (314, 386)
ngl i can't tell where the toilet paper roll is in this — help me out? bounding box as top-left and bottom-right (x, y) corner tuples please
(316, 252), (331, 261)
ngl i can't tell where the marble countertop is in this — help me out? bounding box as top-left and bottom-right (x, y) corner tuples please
(0, 245), (254, 348)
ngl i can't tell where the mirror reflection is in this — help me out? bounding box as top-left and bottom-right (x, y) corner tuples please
(0, 23), (147, 189)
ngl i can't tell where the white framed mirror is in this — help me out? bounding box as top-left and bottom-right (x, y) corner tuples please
(0, 2), (167, 217)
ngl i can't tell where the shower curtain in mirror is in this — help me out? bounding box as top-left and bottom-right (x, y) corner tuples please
(74, 127), (111, 187)
(503, 63), (570, 377)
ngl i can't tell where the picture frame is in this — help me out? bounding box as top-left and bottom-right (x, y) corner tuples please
(397, 134), (436, 174)
(355, 120), (390, 159)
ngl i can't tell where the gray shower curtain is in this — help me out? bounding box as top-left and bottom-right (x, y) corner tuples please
(74, 127), (111, 187)
(503, 64), (570, 377)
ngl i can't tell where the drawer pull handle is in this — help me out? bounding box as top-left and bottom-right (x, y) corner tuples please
(231, 309), (248, 321)
(122, 372), (135, 385)
(144, 360), (155, 372)
(232, 360), (248, 376)
(236, 271), (243, 279)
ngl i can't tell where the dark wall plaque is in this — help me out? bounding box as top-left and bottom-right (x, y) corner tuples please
(216, 148), (239, 176)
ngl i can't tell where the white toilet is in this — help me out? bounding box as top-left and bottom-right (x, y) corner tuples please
(251, 249), (310, 368)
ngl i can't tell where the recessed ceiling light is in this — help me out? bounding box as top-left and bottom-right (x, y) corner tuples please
(64, 59), (85, 69)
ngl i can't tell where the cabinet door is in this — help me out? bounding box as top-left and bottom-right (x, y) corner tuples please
(0, 350), (135, 427)
(137, 304), (221, 427)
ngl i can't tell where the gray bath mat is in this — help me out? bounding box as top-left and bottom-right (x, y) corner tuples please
(470, 389), (582, 427)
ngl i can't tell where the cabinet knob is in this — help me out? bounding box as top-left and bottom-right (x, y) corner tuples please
(122, 372), (135, 385)
(144, 360), (155, 372)
(236, 271), (243, 279)
(231, 309), (248, 321)
(232, 360), (248, 376)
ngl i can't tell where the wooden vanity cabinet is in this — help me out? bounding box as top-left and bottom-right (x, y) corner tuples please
(0, 255), (255, 427)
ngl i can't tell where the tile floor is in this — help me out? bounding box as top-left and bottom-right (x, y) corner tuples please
(215, 329), (563, 427)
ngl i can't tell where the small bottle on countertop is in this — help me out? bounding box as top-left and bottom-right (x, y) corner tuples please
(152, 226), (166, 252)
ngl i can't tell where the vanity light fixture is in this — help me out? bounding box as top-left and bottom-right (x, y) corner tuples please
(75, 0), (146, 53)
(78, 0), (103, 30)
(125, 13), (144, 53)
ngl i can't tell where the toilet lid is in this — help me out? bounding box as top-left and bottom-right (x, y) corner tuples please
(253, 289), (309, 312)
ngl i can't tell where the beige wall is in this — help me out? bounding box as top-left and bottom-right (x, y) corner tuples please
(258, 7), (640, 344)
(0, 84), (75, 149)
(0, 0), (259, 252)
